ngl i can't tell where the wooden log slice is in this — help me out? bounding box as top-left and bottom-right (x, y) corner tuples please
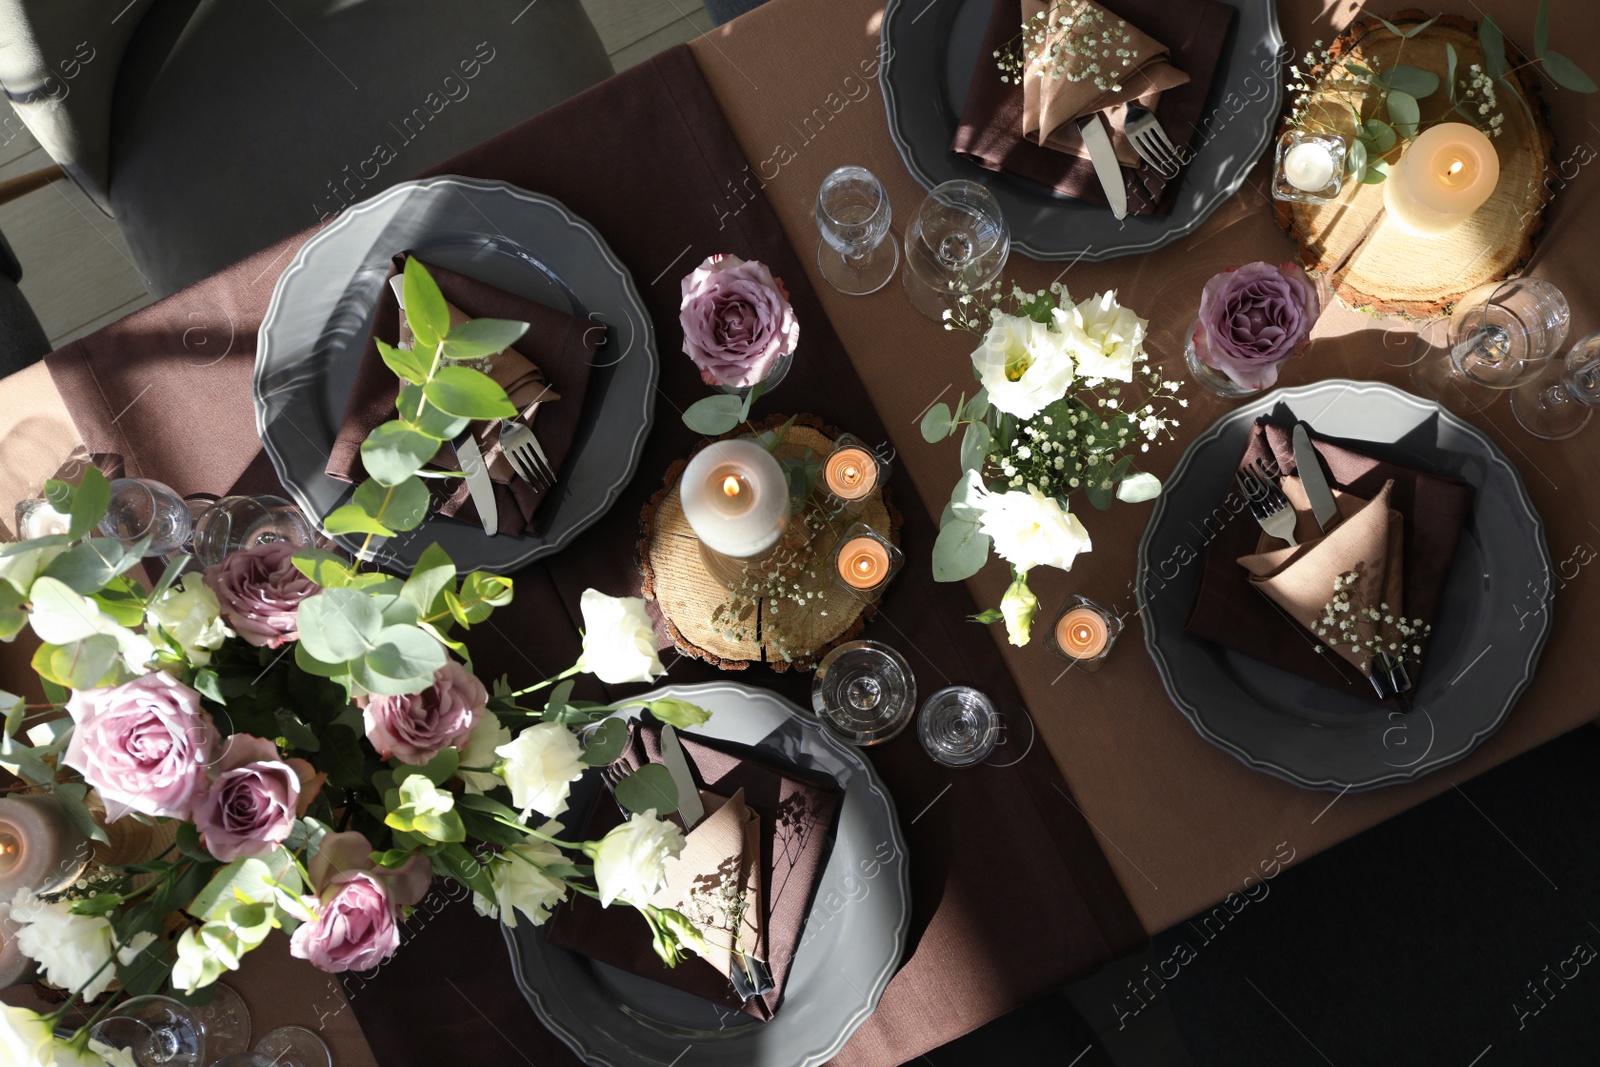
(639, 415), (899, 673)
(1275, 10), (1555, 317)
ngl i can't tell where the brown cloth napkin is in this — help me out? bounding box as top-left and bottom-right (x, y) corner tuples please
(1021, 0), (1190, 169)
(545, 719), (839, 1020)
(951, 0), (1234, 216)
(646, 788), (765, 985)
(324, 255), (602, 536)
(1186, 419), (1475, 702)
(1237, 479), (1406, 678)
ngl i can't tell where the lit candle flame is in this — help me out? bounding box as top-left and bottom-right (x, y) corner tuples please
(842, 465), (860, 484)
(855, 557), (873, 575)
(1447, 159), (1464, 176)
(722, 475), (742, 498)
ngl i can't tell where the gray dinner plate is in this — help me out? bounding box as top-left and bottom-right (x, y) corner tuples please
(254, 176), (656, 574)
(1137, 381), (1552, 792)
(505, 682), (910, 1067)
(879, 0), (1281, 261)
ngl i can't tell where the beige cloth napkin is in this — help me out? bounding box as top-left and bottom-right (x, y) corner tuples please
(394, 283), (560, 485)
(1021, 0), (1191, 168)
(1236, 478), (1405, 677)
(648, 788), (765, 983)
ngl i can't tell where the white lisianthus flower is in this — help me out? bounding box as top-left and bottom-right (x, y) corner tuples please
(972, 313), (1076, 420)
(495, 721), (587, 820)
(592, 809), (685, 907)
(474, 829), (568, 928)
(974, 486), (1093, 573)
(147, 577), (233, 666)
(578, 590), (665, 686)
(459, 714), (512, 795)
(10, 888), (117, 1001)
(0, 1004), (112, 1067)
(999, 573), (1039, 647)
(1066, 291), (1146, 383)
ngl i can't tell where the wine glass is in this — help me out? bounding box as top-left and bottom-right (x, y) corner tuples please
(191, 981), (253, 1060)
(901, 180), (1009, 322)
(917, 686), (1001, 768)
(1512, 330), (1600, 440)
(1412, 277), (1570, 411)
(815, 165), (899, 296)
(252, 1025), (332, 1067)
(98, 479), (194, 556)
(191, 495), (318, 566)
(89, 996), (204, 1067)
(811, 640), (916, 746)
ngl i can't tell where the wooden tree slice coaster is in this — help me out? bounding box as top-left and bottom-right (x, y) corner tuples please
(1275, 10), (1555, 318)
(638, 414), (900, 673)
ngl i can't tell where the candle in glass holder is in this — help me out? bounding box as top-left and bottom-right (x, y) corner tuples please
(825, 447), (877, 501)
(1383, 123), (1500, 237)
(0, 795), (91, 899)
(839, 537), (890, 588)
(679, 440), (788, 558)
(1046, 595), (1122, 672)
(1283, 141), (1336, 192)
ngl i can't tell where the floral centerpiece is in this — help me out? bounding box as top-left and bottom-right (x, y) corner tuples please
(921, 283), (1181, 644)
(679, 255), (800, 436)
(0, 262), (711, 1063)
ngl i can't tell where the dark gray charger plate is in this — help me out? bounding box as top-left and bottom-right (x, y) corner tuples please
(254, 176), (656, 575)
(506, 682), (910, 1067)
(879, 0), (1281, 261)
(1137, 381), (1553, 792)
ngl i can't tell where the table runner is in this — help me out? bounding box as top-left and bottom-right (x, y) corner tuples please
(43, 45), (1143, 1067)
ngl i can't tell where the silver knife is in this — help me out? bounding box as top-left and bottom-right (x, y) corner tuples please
(659, 725), (705, 830)
(1293, 423), (1338, 532)
(453, 431), (499, 535)
(1078, 113), (1128, 220)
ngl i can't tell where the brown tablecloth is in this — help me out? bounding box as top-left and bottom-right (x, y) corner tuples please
(39, 45), (1142, 1067)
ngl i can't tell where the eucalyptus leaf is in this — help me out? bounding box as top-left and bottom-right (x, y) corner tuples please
(1479, 14), (1508, 80)
(1535, 0), (1549, 57)
(1386, 65), (1439, 99)
(681, 393), (744, 435)
(397, 384), (469, 439)
(68, 467), (110, 541)
(582, 717), (628, 766)
(1345, 138), (1368, 179)
(364, 624), (447, 683)
(1362, 159), (1392, 185)
(966, 388), (990, 422)
(32, 636), (119, 689)
(737, 379), (765, 422)
(188, 849), (301, 920)
(442, 317), (530, 360)
(147, 554), (190, 605)
(274, 710), (321, 753)
(361, 422), (443, 486)
(321, 502), (393, 538)
(352, 476), (432, 534)
(959, 421), (992, 474)
(49, 782), (110, 845)
(401, 543), (456, 619)
(1, 691), (22, 739)
(453, 571), (514, 625)
(422, 366), (517, 420)
(546, 678), (576, 719)
(1400, 14), (1437, 38)
(919, 402), (954, 443)
(296, 588), (381, 663)
(322, 725), (367, 789)
(289, 550), (354, 588)
(396, 746), (460, 787)
(931, 517), (991, 582)
(969, 608), (1004, 624)
(614, 762), (679, 815)
(402, 257), (451, 350)
(40, 536), (148, 594)
(1542, 51), (1598, 93)
(1084, 478), (1113, 511)
(1387, 90), (1420, 137)
(376, 339), (430, 385)
(0, 584), (28, 642)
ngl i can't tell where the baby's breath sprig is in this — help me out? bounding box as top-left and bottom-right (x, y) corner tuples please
(1310, 568), (1432, 672)
(995, 0), (1135, 92)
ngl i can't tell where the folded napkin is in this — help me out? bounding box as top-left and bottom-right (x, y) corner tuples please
(324, 255), (603, 536)
(646, 788), (766, 987)
(951, 0), (1234, 215)
(1021, 0), (1189, 169)
(1185, 419), (1475, 703)
(544, 719), (840, 1019)
(1237, 479), (1406, 679)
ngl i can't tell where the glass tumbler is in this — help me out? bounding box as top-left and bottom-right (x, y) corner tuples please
(902, 180), (1009, 322)
(815, 165), (899, 296)
(98, 478), (194, 556)
(191, 494), (318, 567)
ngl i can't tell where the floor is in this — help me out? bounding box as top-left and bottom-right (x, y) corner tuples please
(0, 0), (713, 349)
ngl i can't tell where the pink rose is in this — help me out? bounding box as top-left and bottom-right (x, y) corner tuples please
(679, 254), (800, 388)
(358, 660), (486, 766)
(202, 542), (320, 648)
(1192, 261), (1320, 391)
(290, 831), (431, 974)
(63, 672), (218, 821)
(191, 734), (319, 862)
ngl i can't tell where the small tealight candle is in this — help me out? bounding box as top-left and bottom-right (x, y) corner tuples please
(1383, 122), (1500, 237)
(1283, 141), (1336, 192)
(1046, 595), (1123, 672)
(830, 524), (903, 595)
(0, 795), (91, 899)
(825, 448), (877, 501)
(680, 440), (789, 559)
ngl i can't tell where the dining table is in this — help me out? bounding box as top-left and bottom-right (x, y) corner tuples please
(2, 0), (1598, 1062)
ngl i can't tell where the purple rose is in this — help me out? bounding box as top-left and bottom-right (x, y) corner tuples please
(290, 831), (431, 974)
(191, 734), (308, 862)
(358, 660), (486, 766)
(679, 254), (800, 388)
(1192, 261), (1320, 390)
(202, 542), (320, 648)
(63, 672), (218, 821)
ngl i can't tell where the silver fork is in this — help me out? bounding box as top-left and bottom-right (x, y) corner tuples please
(1236, 463), (1297, 546)
(499, 419), (556, 493)
(1125, 105), (1182, 178)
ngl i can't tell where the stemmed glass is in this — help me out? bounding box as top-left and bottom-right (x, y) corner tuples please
(98, 479), (194, 556)
(917, 686), (1000, 768)
(89, 996), (206, 1067)
(250, 1025), (332, 1067)
(191, 982), (253, 1060)
(815, 166), (899, 296)
(191, 494), (318, 567)
(1512, 330), (1600, 440)
(811, 640), (916, 746)
(901, 180), (1009, 322)
(1412, 277), (1571, 411)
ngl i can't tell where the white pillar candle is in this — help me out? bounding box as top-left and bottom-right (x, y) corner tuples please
(1284, 141), (1336, 192)
(1383, 123), (1500, 237)
(679, 440), (788, 558)
(0, 796), (91, 899)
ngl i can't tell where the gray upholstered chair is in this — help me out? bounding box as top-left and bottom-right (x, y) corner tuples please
(0, 0), (613, 296)
(0, 227), (50, 377)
